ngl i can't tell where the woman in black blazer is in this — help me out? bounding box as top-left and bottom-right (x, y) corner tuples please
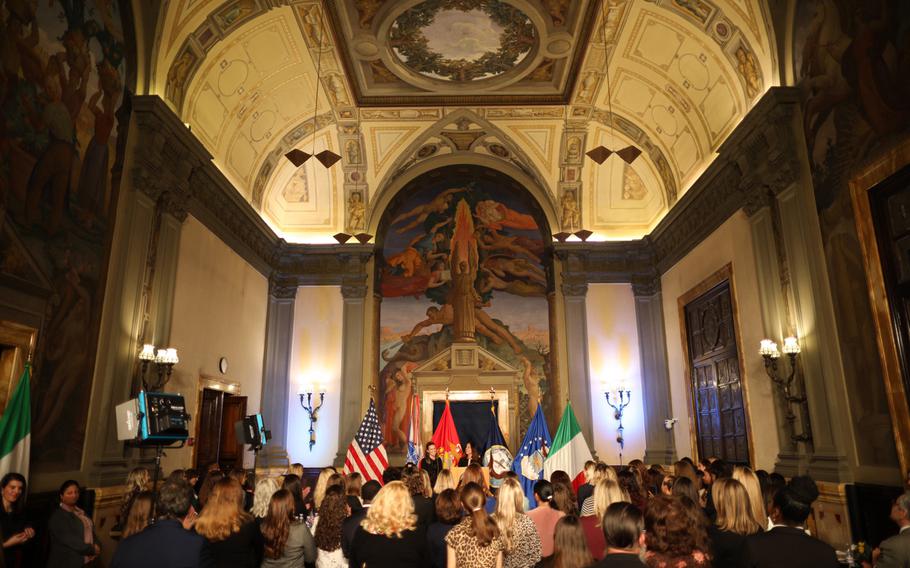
(47, 480), (101, 568)
(709, 478), (763, 568)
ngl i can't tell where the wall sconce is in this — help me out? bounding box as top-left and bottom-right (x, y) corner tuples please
(604, 383), (632, 465)
(138, 343), (179, 391)
(298, 388), (325, 451)
(759, 336), (812, 444)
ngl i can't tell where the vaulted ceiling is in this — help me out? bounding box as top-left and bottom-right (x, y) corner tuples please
(151, 0), (777, 243)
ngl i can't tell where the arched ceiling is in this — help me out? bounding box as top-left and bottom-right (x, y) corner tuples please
(151, 0), (777, 243)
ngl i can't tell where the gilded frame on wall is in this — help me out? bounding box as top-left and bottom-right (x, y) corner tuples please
(849, 137), (910, 478)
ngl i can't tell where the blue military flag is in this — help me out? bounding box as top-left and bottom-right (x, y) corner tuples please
(482, 401), (512, 489)
(511, 403), (552, 509)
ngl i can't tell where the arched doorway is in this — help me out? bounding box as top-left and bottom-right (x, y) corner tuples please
(374, 165), (554, 458)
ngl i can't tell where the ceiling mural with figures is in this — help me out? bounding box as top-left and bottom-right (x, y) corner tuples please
(151, 0), (777, 242)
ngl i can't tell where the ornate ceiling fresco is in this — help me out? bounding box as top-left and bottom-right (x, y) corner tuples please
(150, 0), (777, 243)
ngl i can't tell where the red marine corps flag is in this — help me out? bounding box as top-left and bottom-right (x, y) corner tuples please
(344, 397), (388, 483)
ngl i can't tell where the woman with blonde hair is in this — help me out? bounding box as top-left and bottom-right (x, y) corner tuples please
(446, 482), (503, 567)
(433, 469), (457, 495)
(494, 478), (541, 568)
(350, 480), (426, 567)
(118, 467), (150, 532)
(580, 479), (630, 560)
(195, 477), (262, 567)
(313, 467), (338, 510)
(287, 463), (304, 478)
(251, 476), (281, 519)
(709, 477), (762, 566)
(260, 488), (316, 567)
(732, 465), (766, 529)
(121, 491), (154, 539)
(597, 463), (618, 483)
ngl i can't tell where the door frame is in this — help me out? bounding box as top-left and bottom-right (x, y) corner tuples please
(677, 264), (756, 466)
(850, 137), (910, 477)
(192, 375), (241, 468)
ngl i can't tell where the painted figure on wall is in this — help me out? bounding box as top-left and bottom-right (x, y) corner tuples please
(377, 170), (551, 451)
(0, 0), (129, 472)
(794, 0), (909, 466)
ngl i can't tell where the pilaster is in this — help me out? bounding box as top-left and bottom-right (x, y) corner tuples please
(260, 277), (298, 455)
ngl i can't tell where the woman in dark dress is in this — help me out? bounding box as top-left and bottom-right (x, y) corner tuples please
(351, 480), (427, 568)
(195, 477), (263, 567)
(708, 478), (762, 568)
(47, 480), (101, 568)
(427, 489), (462, 568)
(0, 473), (34, 568)
(457, 441), (481, 467)
(419, 442), (443, 488)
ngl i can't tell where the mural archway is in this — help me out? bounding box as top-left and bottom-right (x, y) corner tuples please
(374, 164), (556, 456)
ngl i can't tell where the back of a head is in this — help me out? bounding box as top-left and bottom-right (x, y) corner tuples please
(594, 479), (629, 521)
(714, 477), (762, 535)
(157, 477), (194, 519)
(461, 482), (498, 546)
(551, 481), (577, 515)
(534, 479), (554, 507)
(496, 478), (524, 516)
(261, 489), (295, 559)
(461, 463), (488, 493)
(382, 466), (402, 484)
(553, 515), (593, 568)
(671, 476), (700, 505)
(674, 460), (700, 490)
(363, 480), (417, 538)
(433, 469), (456, 494)
(645, 495), (707, 558)
(602, 502), (643, 550)
(707, 459), (733, 481)
(252, 476), (281, 518)
(402, 469), (425, 497)
(361, 480), (382, 503)
(583, 460), (596, 483)
(434, 488), (463, 524)
(775, 475), (819, 525)
(551, 470), (571, 487)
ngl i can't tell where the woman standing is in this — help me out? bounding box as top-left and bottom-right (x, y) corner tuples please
(314, 489), (349, 568)
(536, 515), (593, 568)
(47, 480), (100, 567)
(446, 482), (503, 567)
(350, 480), (427, 568)
(421, 442), (444, 488)
(460, 464), (496, 513)
(195, 478), (263, 567)
(709, 478), (762, 567)
(117, 467), (149, 534)
(495, 478), (541, 568)
(427, 489), (462, 568)
(0, 473), (34, 568)
(527, 480), (565, 559)
(433, 469), (457, 495)
(260, 489), (317, 567)
(643, 495), (710, 568)
(580, 479), (629, 561)
(121, 491), (154, 539)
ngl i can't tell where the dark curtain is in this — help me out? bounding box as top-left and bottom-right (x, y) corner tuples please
(432, 401), (499, 453)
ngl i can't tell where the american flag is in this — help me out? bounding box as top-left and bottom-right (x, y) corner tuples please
(343, 398), (388, 482)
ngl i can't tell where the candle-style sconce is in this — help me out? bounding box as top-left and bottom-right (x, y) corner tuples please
(298, 388), (326, 451)
(605, 384), (632, 465)
(759, 337), (812, 445)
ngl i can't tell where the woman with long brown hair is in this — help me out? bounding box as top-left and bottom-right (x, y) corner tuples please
(195, 477), (262, 567)
(260, 488), (316, 567)
(538, 515), (593, 568)
(314, 488), (349, 568)
(121, 491), (154, 539)
(460, 463), (497, 513)
(446, 482), (504, 567)
(643, 495), (710, 568)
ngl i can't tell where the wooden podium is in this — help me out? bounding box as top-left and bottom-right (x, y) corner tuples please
(452, 466), (490, 486)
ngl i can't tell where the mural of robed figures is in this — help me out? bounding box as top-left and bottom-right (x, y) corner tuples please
(0, 0), (129, 471)
(377, 172), (551, 452)
(794, 0), (909, 466)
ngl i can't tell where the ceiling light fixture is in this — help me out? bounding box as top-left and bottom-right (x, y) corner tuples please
(284, 6), (340, 170)
(586, 0), (641, 166)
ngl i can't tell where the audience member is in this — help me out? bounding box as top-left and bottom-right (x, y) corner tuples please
(433, 469), (457, 495)
(420, 442), (444, 487)
(350, 480), (427, 568)
(670, 476), (703, 510)
(344, 471), (363, 512)
(313, 467), (339, 511)
(111, 478), (209, 568)
(673, 461), (701, 492)
(874, 491), (910, 568)
(627, 461), (648, 495)
(760, 472), (786, 526)
(581, 479), (630, 560)
(461, 463), (497, 513)
(252, 477), (281, 519)
(645, 467), (665, 498)
(577, 461), (597, 513)
(618, 470), (648, 512)
(197, 471), (224, 510)
(122, 491), (154, 539)
(446, 482), (503, 567)
(732, 466), (766, 532)
(260, 488), (316, 567)
(528, 480), (565, 558)
(0, 473), (34, 568)
(118, 467), (150, 530)
(537, 515), (593, 568)
(195, 477), (262, 568)
(744, 476), (838, 568)
(709, 477), (761, 567)
(660, 475), (675, 496)
(281, 474), (308, 518)
(287, 463), (304, 478)
(403, 466), (435, 527)
(314, 488), (349, 567)
(550, 470), (572, 488)
(495, 478), (541, 568)
(47, 480), (101, 568)
(342, 479), (380, 558)
(552, 481), (578, 516)
(503, 471), (531, 511)
(643, 495), (709, 568)
(427, 488), (462, 568)
(592, 502), (647, 568)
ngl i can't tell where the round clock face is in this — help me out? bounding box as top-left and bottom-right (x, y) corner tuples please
(219, 357), (228, 374)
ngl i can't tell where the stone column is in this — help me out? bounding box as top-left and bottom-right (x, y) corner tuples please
(632, 277), (678, 465)
(334, 279), (368, 467)
(556, 250), (595, 445)
(260, 277), (297, 455)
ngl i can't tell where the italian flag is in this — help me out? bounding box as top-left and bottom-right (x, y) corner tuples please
(0, 364), (30, 478)
(543, 401), (592, 490)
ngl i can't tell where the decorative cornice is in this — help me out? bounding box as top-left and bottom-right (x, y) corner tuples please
(268, 274), (299, 300)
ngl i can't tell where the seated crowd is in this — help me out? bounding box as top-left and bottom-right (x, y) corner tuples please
(2, 448), (909, 567)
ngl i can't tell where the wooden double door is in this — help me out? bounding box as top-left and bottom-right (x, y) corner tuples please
(683, 280), (751, 464)
(195, 388), (247, 470)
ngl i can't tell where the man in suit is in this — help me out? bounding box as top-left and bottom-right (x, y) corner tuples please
(875, 491), (910, 568)
(112, 478), (212, 568)
(744, 475), (838, 568)
(342, 479), (381, 559)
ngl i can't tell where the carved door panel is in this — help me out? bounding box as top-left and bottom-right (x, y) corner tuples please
(196, 388), (224, 468)
(684, 281), (750, 464)
(219, 396), (247, 470)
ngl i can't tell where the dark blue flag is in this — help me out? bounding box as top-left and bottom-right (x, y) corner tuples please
(482, 401), (512, 489)
(511, 403), (552, 509)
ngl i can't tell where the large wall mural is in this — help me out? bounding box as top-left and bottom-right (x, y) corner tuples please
(0, 0), (130, 472)
(795, 0), (909, 467)
(377, 166), (551, 453)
